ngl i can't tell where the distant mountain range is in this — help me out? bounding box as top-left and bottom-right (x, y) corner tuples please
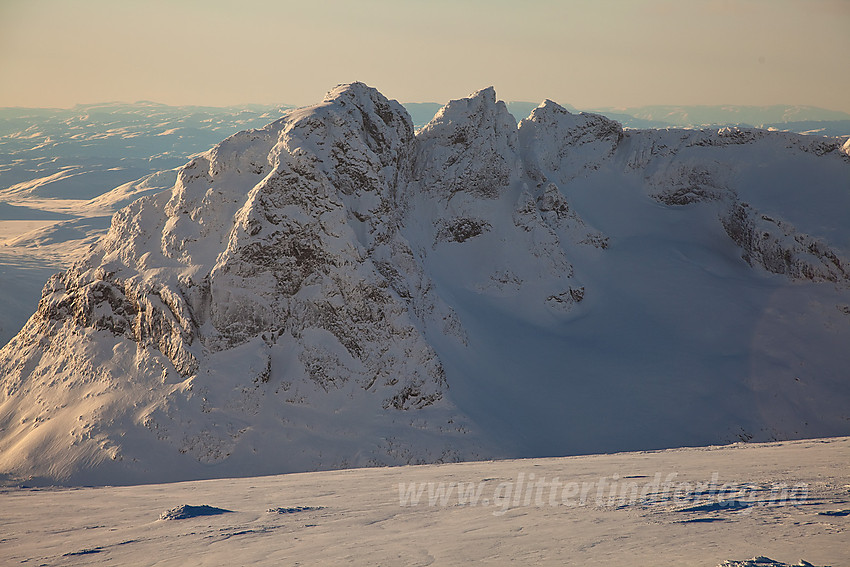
(1, 84), (848, 486)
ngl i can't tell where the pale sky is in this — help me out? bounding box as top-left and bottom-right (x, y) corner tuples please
(1, 0), (848, 111)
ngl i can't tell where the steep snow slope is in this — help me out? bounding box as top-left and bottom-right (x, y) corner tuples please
(1, 84), (849, 486)
(401, 92), (850, 460)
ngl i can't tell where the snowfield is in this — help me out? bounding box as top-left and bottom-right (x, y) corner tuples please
(2, 437), (848, 566)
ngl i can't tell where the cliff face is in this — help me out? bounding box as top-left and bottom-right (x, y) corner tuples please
(2, 83), (849, 486)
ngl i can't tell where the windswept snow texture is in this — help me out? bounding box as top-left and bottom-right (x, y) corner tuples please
(2, 437), (848, 566)
(1, 83), (849, 485)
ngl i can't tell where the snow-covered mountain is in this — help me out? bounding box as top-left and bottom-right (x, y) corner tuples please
(1, 83), (849, 486)
(2, 100), (846, 347)
(0, 103), (293, 347)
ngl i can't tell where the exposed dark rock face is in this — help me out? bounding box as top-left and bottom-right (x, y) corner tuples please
(721, 202), (849, 285)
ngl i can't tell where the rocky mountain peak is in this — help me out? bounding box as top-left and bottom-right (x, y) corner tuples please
(518, 99), (623, 183)
(412, 87), (521, 199)
(1, 83), (849, 486)
(418, 85), (516, 144)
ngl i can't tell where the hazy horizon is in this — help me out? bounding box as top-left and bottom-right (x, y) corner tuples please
(2, 0), (848, 112)
(2, 98), (850, 116)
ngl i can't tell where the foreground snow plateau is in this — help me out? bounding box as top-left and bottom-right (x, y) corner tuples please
(2, 437), (848, 566)
(1, 83), (849, 486)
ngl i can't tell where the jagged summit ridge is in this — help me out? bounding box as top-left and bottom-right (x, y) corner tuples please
(414, 85), (520, 199)
(519, 98), (623, 183)
(2, 83), (850, 486)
